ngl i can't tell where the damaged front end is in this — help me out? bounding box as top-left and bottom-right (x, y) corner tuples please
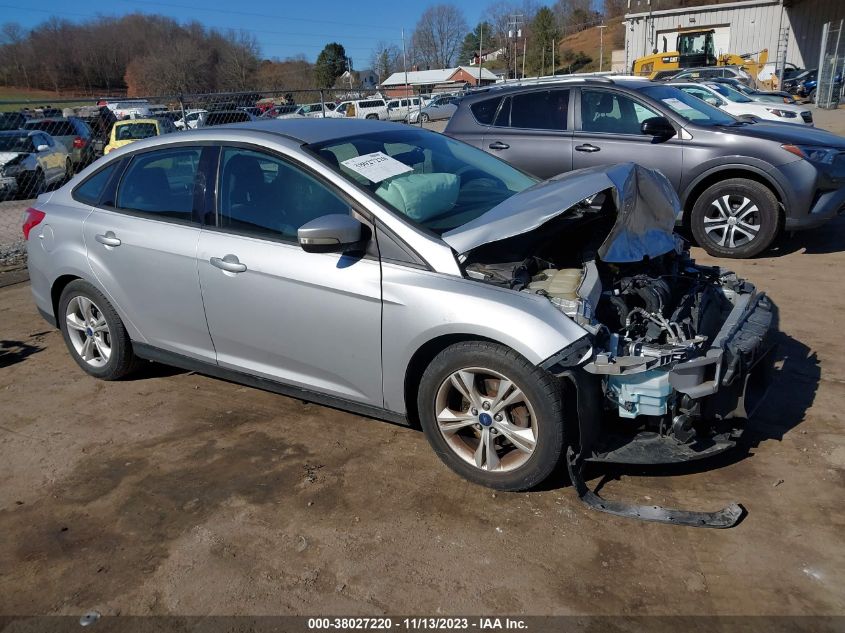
(444, 163), (777, 527)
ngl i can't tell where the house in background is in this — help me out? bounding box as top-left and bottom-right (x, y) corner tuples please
(380, 66), (498, 97)
(335, 69), (379, 90)
(470, 48), (506, 66)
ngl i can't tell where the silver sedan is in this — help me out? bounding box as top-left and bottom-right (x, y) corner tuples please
(24, 119), (774, 508)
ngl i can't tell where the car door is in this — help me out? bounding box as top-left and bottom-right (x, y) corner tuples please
(196, 145), (383, 405)
(32, 133), (58, 182)
(82, 145), (217, 361)
(483, 88), (574, 180)
(572, 87), (685, 189)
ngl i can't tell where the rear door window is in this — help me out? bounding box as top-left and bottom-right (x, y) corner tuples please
(470, 97), (502, 125)
(116, 147), (202, 221)
(509, 90), (569, 130)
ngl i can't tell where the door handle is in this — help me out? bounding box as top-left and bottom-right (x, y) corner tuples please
(95, 232), (121, 247)
(488, 141), (510, 150)
(575, 144), (601, 153)
(210, 254), (247, 274)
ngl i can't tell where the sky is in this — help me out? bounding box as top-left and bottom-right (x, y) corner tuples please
(0, 0), (499, 70)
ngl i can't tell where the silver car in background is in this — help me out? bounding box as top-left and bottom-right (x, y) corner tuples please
(24, 119), (774, 525)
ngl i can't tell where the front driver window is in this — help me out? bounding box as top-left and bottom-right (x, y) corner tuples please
(218, 147), (350, 242)
(581, 90), (659, 135)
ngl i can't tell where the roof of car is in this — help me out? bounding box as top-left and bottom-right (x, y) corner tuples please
(114, 118), (160, 125)
(458, 76), (654, 102)
(208, 118), (406, 144)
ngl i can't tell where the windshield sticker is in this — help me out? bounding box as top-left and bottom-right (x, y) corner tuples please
(661, 97), (691, 111)
(341, 151), (413, 183)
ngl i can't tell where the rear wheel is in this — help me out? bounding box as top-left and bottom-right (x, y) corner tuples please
(808, 89), (817, 104)
(58, 280), (138, 380)
(417, 341), (566, 491)
(365, 113), (378, 120)
(690, 178), (779, 258)
(420, 113), (430, 123)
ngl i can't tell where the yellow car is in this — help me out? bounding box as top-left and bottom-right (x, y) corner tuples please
(103, 118), (175, 155)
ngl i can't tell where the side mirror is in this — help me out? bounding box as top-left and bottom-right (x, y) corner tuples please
(640, 116), (676, 138)
(298, 214), (367, 254)
(36, 144), (50, 152)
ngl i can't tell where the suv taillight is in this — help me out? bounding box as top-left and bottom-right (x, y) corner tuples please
(22, 208), (46, 240)
(73, 136), (86, 148)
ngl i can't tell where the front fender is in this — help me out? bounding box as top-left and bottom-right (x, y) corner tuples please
(679, 159), (789, 214)
(380, 263), (588, 413)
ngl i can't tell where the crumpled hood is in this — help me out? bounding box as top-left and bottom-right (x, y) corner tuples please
(0, 152), (26, 167)
(442, 163), (680, 263)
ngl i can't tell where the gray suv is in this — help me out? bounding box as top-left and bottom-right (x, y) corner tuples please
(446, 77), (845, 258)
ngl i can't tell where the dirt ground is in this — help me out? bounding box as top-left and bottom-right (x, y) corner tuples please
(1, 112), (845, 619)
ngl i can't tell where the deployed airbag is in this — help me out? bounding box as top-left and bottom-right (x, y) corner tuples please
(376, 172), (459, 222)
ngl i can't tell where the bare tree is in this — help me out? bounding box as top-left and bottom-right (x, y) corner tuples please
(217, 29), (261, 91)
(370, 41), (402, 82)
(411, 4), (468, 69)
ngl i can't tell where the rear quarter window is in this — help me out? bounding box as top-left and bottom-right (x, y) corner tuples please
(470, 97), (502, 125)
(72, 161), (121, 206)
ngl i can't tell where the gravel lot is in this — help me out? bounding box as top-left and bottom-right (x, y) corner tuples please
(0, 109), (844, 618)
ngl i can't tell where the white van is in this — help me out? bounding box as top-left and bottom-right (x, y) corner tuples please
(328, 98), (389, 120)
(386, 97), (423, 121)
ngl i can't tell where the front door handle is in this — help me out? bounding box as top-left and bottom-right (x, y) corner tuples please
(488, 141), (510, 150)
(95, 231), (121, 247)
(210, 254), (247, 273)
(575, 144), (601, 153)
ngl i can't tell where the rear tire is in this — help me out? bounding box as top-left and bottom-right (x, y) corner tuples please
(366, 113), (378, 120)
(689, 178), (779, 258)
(808, 89), (817, 104)
(58, 280), (138, 380)
(420, 113), (430, 123)
(417, 341), (566, 491)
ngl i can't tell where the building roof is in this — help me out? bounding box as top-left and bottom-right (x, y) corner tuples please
(381, 66), (498, 86)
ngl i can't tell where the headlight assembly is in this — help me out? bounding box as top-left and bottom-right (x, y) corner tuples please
(766, 108), (797, 118)
(781, 144), (839, 164)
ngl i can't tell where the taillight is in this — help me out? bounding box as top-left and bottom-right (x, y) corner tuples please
(22, 208), (46, 240)
(73, 136), (86, 148)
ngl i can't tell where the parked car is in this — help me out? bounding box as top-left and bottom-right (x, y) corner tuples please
(671, 81), (813, 125)
(386, 97), (424, 121)
(104, 118), (172, 155)
(107, 100), (153, 120)
(276, 102), (336, 119)
(408, 95), (460, 123)
(0, 129), (70, 198)
(202, 110), (259, 127)
(239, 106), (264, 118)
(757, 62), (803, 84)
(0, 111), (29, 131)
(710, 77), (796, 104)
(174, 109), (208, 130)
(328, 98), (389, 120)
(446, 77), (845, 258)
(23, 117), (96, 169)
(23, 120), (776, 525)
(259, 105), (298, 118)
(671, 65), (753, 87)
(782, 69), (816, 94)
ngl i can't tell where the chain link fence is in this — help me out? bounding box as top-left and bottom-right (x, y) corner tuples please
(817, 19), (845, 110)
(0, 86), (450, 270)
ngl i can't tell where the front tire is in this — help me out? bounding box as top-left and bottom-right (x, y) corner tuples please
(58, 280), (138, 380)
(417, 341), (566, 491)
(420, 113), (430, 123)
(689, 178), (779, 258)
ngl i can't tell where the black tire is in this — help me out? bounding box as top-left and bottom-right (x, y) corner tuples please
(420, 113), (430, 123)
(417, 341), (566, 491)
(365, 113), (378, 120)
(808, 89), (817, 104)
(63, 159), (73, 184)
(689, 178), (779, 258)
(58, 280), (138, 380)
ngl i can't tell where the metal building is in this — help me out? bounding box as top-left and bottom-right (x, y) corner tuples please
(624, 0), (845, 72)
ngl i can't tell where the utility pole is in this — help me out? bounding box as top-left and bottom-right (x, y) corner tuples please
(402, 28), (409, 98)
(551, 39), (555, 76)
(478, 23), (483, 84)
(598, 24), (608, 72)
(522, 37), (527, 79)
(507, 14), (524, 81)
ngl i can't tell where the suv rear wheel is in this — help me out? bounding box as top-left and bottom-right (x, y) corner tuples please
(417, 341), (567, 491)
(690, 178), (779, 258)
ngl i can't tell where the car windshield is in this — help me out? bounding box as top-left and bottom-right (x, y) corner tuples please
(641, 85), (738, 126)
(308, 128), (537, 234)
(707, 83), (753, 103)
(115, 123), (158, 140)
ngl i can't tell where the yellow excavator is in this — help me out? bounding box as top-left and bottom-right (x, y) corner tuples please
(632, 29), (768, 81)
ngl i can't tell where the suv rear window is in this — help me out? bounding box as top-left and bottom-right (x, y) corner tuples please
(470, 97), (502, 125)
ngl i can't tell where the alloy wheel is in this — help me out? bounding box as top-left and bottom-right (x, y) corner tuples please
(434, 367), (538, 472)
(65, 295), (112, 368)
(703, 194), (761, 250)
